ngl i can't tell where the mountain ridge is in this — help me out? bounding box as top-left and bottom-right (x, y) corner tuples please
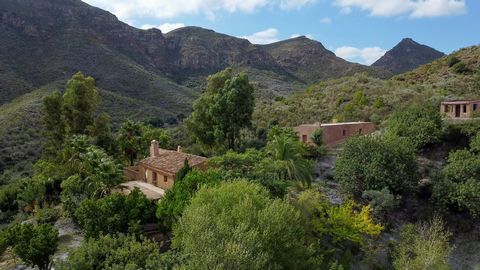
(372, 38), (445, 74)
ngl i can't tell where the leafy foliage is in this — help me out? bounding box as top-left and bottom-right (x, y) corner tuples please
(40, 91), (65, 159)
(293, 190), (382, 267)
(393, 218), (452, 270)
(433, 143), (480, 217)
(56, 234), (164, 270)
(335, 135), (419, 197)
(186, 68), (255, 150)
(156, 169), (222, 230)
(266, 133), (313, 187)
(173, 180), (319, 270)
(1, 223), (59, 270)
(75, 188), (156, 238)
(60, 136), (123, 215)
(63, 72), (100, 135)
(385, 103), (442, 149)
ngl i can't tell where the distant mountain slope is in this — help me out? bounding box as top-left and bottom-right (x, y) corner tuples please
(0, 0), (198, 114)
(372, 38), (445, 74)
(262, 36), (391, 84)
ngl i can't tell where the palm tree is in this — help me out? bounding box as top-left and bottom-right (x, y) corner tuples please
(268, 134), (313, 187)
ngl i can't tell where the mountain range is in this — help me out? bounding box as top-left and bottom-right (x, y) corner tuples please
(0, 0), (445, 106)
(0, 0), (462, 172)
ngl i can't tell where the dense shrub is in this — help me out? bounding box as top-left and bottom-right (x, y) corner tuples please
(1, 223), (59, 270)
(156, 169), (222, 230)
(393, 218), (451, 270)
(433, 146), (480, 217)
(362, 188), (400, 219)
(173, 180), (320, 270)
(452, 61), (469, 74)
(75, 188), (156, 238)
(293, 190), (382, 268)
(335, 135), (419, 197)
(35, 207), (61, 225)
(446, 56), (461, 67)
(385, 104), (442, 149)
(56, 234), (163, 270)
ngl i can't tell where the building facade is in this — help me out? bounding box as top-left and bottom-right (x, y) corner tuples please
(294, 122), (375, 147)
(440, 100), (480, 119)
(125, 141), (207, 191)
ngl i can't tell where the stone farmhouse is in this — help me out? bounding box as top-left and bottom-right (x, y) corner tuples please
(441, 99), (480, 119)
(294, 122), (375, 147)
(122, 140), (207, 199)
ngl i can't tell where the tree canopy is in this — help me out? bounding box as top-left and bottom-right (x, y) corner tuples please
(186, 68), (255, 150)
(173, 180), (319, 270)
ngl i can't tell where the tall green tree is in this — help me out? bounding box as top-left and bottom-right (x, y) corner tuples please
(89, 112), (116, 154)
(117, 120), (144, 166)
(1, 223), (59, 270)
(63, 72), (100, 135)
(211, 73), (255, 149)
(41, 91), (65, 159)
(186, 68), (255, 150)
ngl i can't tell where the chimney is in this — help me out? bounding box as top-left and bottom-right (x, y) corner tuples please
(177, 145), (182, 153)
(150, 140), (159, 157)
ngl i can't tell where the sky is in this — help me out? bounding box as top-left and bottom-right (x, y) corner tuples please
(82, 0), (479, 65)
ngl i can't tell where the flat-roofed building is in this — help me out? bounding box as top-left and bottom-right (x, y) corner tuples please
(294, 122), (375, 147)
(440, 100), (480, 119)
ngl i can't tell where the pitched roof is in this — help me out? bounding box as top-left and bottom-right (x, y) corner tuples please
(139, 149), (207, 175)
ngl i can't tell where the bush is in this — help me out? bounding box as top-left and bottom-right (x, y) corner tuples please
(156, 169), (222, 230)
(362, 188), (400, 218)
(56, 234), (163, 270)
(2, 223), (59, 270)
(35, 207), (61, 225)
(433, 147), (480, 217)
(173, 180), (319, 269)
(446, 56), (461, 67)
(393, 218), (451, 270)
(335, 135), (419, 197)
(452, 61), (469, 74)
(75, 188), (156, 238)
(385, 104), (442, 149)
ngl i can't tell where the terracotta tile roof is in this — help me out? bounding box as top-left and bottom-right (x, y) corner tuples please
(139, 150), (207, 175)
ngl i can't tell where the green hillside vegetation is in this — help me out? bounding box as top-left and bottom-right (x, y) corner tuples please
(3, 69), (480, 269)
(254, 46), (480, 128)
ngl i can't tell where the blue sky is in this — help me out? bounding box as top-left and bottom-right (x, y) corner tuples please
(82, 0), (479, 65)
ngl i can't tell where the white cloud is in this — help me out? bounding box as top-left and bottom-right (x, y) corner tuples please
(279, 0), (315, 10)
(241, 28), (280, 44)
(333, 0), (465, 18)
(83, 0), (315, 21)
(141, 23), (186, 33)
(335, 46), (386, 65)
(320, 17), (332, 23)
(290, 33), (314, 39)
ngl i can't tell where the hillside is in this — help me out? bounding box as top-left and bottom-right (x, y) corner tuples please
(372, 38), (445, 74)
(254, 46), (480, 128)
(262, 36), (390, 84)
